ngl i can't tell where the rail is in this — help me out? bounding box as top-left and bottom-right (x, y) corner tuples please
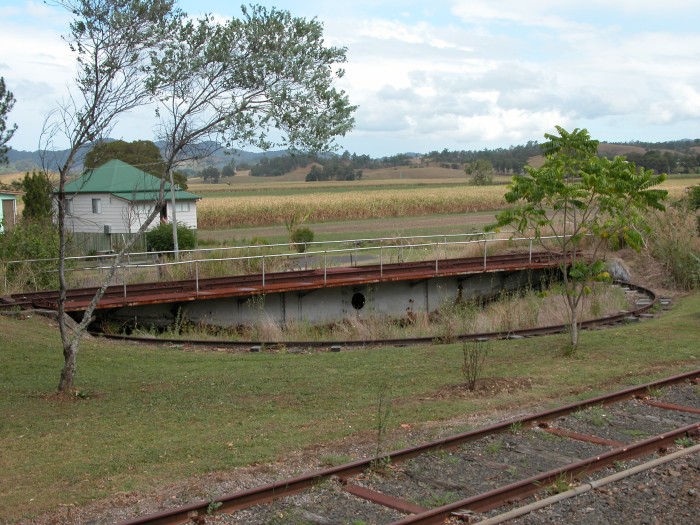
(3, 230), (570, 297)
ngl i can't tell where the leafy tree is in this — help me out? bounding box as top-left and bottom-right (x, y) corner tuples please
(43, 0), (180, 393)
(465, 159), (494, 185)
(41, 1), (354, 392)
(0, 77), (17, 165)
(84, 139), (188, 189)
(149, 5), (355, 257)
(492, 126), (667, 353)
(221, 161), (236, 178)
(201, 166), (221, 183)
(21, 170), (54, 222)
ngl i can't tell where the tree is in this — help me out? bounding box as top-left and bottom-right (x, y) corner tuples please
(201, 166), (221, 183)
(21, 170), (54, 222)
(465, 159), (494, 185)
(492, 126), (668, 353)
(43, 0), (180, 393)
(221, 161), (236, 178)
(0, 77), (17, 165)
(149, 5), (355, 257)
(84, 139), (188, 189)
(43, 1), (354, 392)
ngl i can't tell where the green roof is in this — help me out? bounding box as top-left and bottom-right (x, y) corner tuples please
(62, 159), (199, 201)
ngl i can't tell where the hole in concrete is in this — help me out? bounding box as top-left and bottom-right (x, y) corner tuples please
(351, 292), (366, 310)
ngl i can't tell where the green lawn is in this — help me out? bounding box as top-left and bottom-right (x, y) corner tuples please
(1, 293), (699, 522)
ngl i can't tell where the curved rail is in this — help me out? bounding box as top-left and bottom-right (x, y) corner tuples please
(96, 281), (657, 349)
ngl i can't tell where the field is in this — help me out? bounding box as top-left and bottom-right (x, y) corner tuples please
(190, 172), (699, 233)
(1, 291), (698, 523)
(2, 162), (700, 523)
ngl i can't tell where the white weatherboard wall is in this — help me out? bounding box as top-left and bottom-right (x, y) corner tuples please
(64, 194), (197, 234)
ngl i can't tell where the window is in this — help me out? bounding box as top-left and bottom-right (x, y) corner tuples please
(175, 201), (190, 212)
(65, 199), (73, 214)
(92, 198), (102, 214)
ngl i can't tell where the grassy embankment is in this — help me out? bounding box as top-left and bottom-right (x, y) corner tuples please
(1, 292), (699, 522)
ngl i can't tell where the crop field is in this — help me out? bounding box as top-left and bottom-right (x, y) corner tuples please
(198, 185), (507, 229)
(193, 173), (699, 230)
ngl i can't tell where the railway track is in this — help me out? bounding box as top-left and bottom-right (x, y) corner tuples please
(117, 370), (699, 525)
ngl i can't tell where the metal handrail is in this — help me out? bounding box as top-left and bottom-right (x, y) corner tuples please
(4, 231), (567, 296)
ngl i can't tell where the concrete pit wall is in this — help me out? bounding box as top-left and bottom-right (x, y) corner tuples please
(104, 268), (555, 330)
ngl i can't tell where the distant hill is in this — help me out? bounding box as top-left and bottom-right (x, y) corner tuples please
(3, 137), (699, 176)
(4, 141), (289, 175)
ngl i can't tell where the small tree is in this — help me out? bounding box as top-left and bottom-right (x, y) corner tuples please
(462, 340), (490, 391)
(492, 126), (667, 353)
(465, 159), (494, 185)
(21, 171), (54, 222)
(44, 0), (180, 393)
(0, 77), (17, 165)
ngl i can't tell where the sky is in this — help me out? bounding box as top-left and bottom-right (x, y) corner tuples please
(1, 0), (699, 158)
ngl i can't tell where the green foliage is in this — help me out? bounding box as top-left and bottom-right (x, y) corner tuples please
(221, 162), (236, 178)
(492, 126), (668, 351)
(305, 159), (362, 181)
(465, 159), (494, 185)
(0, 220), (60, 291)
(146, 223), (196, 252)
(21, 170), (54, 222)
(0, 77), (17, 165)
(201, 166), (220, 183)
(84, 139), (188, 189)
(290, 227), (314, 252)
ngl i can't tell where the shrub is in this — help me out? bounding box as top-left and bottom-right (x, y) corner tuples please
(146, 223), (196, 252)
(0, 220), (60, 292)
(290, 227), (314, 253)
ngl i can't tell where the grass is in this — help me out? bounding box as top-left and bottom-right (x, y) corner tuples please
(1, 295), (699, 522)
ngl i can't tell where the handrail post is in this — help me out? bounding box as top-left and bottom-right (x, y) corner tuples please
(195, 260), (199, 295)
(324, 251), (327, 285)
(262, 256), (265, 289)
(483, 234), (488, 269)
(380, 246), (383, 277)
(435, 242), (439, 274)
(529, 238), (533, 264)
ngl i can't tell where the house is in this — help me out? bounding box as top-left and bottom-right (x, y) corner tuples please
(0, 192), (18, 233)
(59, 159), (200, 251)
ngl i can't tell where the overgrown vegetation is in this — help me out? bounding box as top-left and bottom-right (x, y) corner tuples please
(646, 184), (700, 290)
(121, 283), (629, 343)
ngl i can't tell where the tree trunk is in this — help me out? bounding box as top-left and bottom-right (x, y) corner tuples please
(58, 337), (79, 392)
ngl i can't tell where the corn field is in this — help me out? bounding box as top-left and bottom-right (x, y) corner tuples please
(198, 186), (507, 229)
